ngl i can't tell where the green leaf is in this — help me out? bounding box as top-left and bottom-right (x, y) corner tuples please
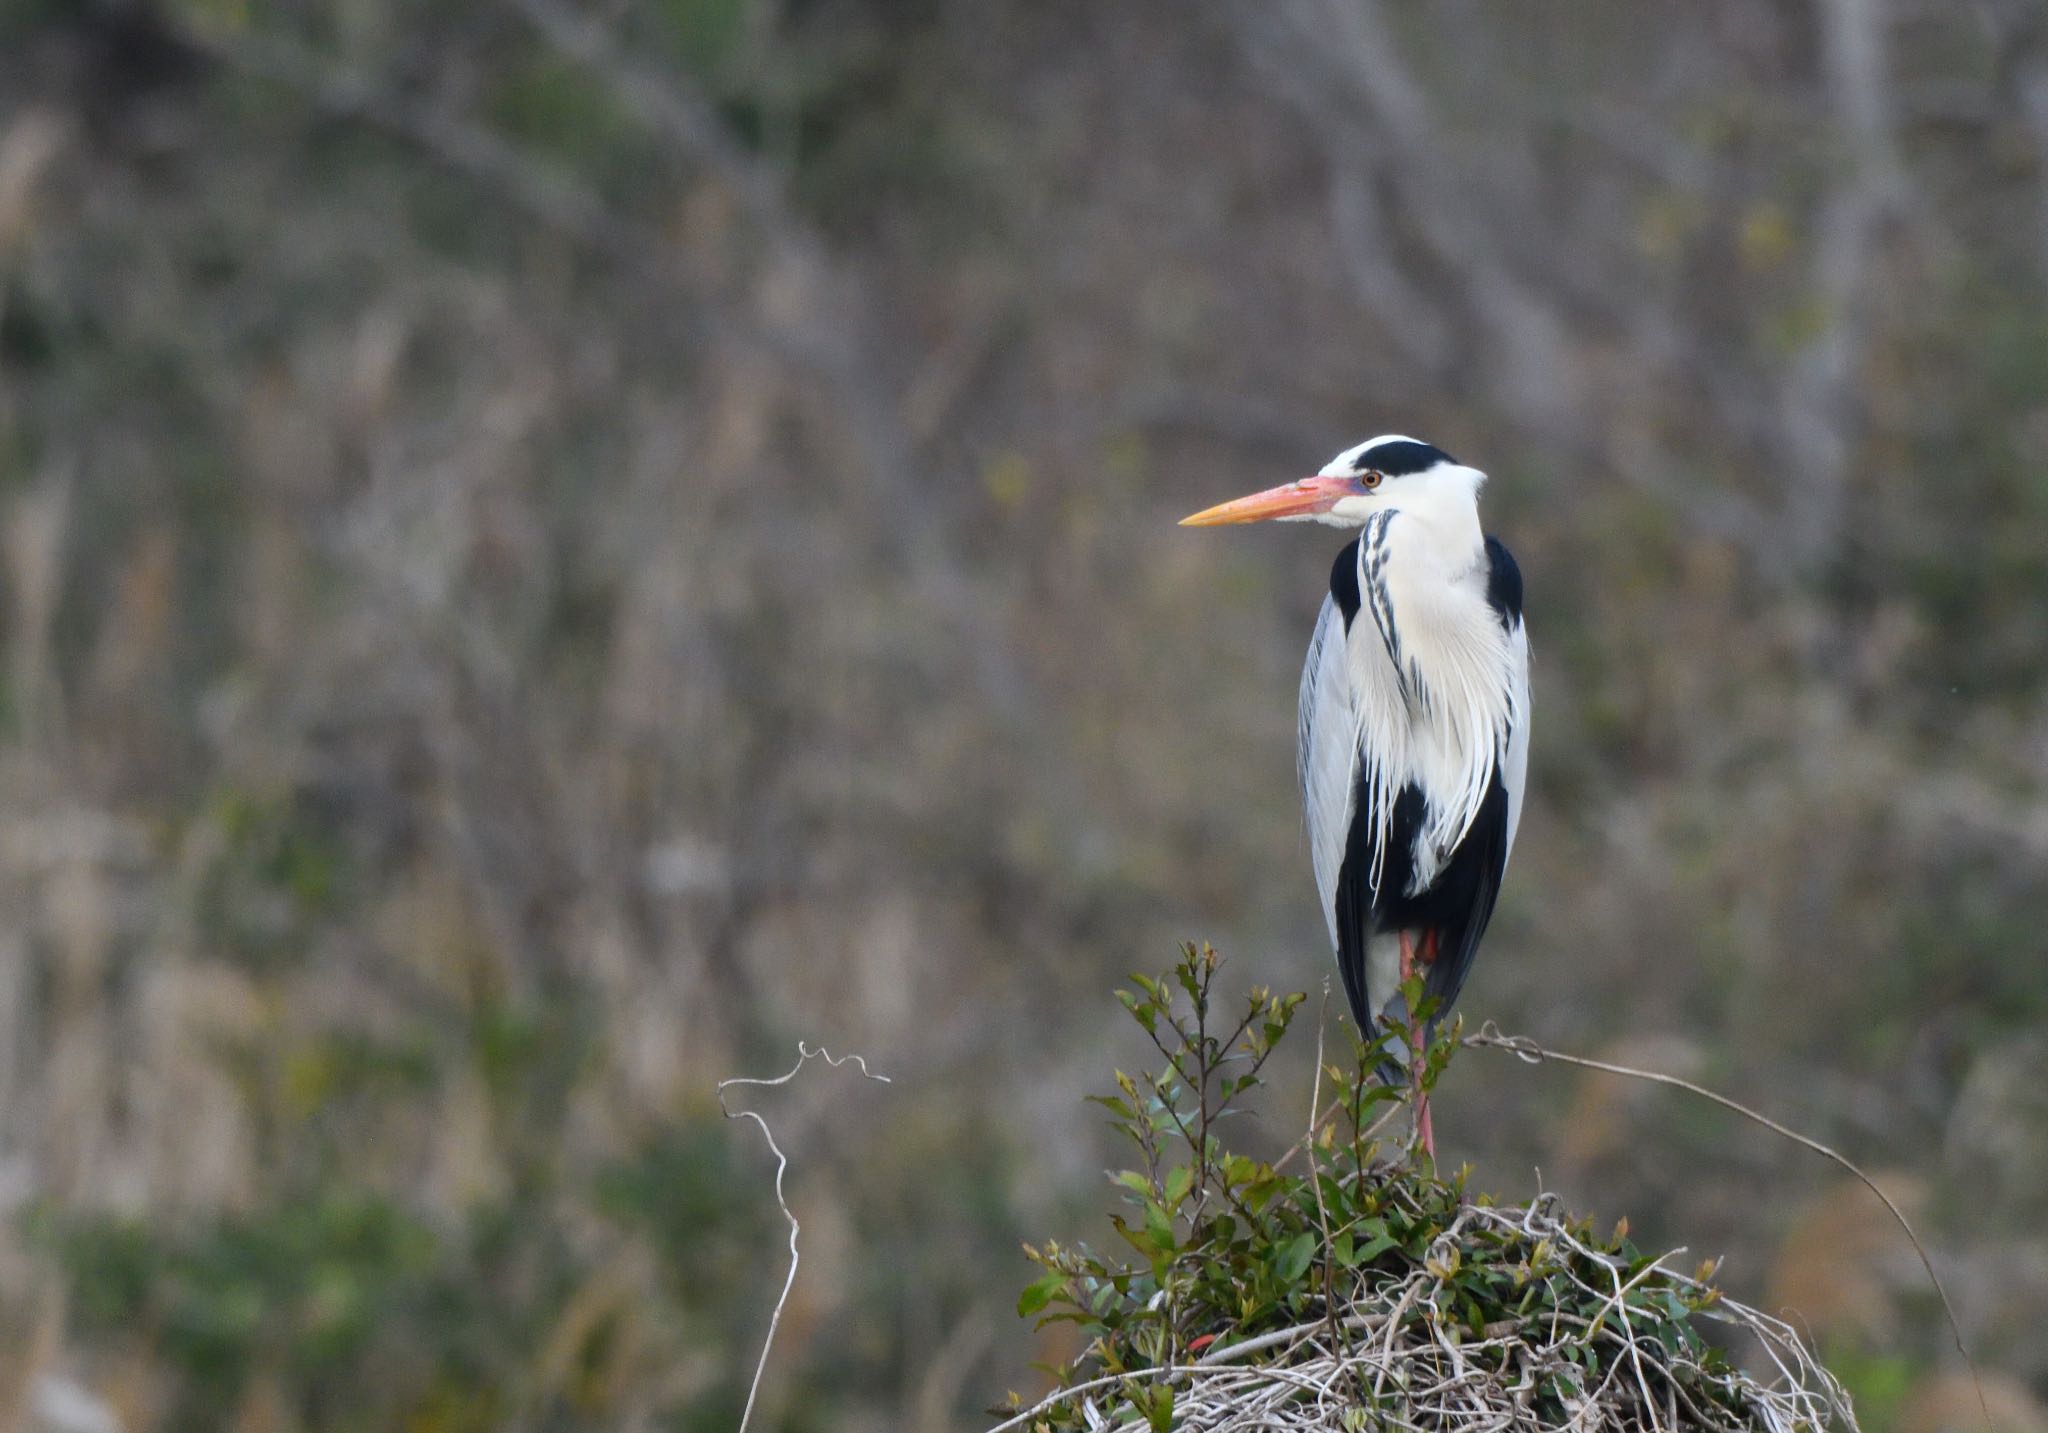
(1241, 1167), (1288, 1214)
(1017, 1271), (1064, 1317)
(1163, 1165), (1192, 1206)
(1143, 1200), (1176, 1253)
(1110, 1214), (1157, 1257)
(1348, 1217), (1392, 1262)
(1275, 1231), (1317, 1284)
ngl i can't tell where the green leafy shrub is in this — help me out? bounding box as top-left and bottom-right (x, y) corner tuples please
(1003, 945), (1857, 1433)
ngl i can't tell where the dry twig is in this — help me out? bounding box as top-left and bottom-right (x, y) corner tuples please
(1465, 1023), (1992, 1433)
(991, 1188), (1857, 1433)
(718, 1043), (892, 1433)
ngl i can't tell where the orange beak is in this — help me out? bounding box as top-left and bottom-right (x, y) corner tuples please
(1179, 474), (1367, 526)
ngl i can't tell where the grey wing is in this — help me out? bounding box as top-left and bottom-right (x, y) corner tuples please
(1500, 617), (1531, 867)
(1298, 595), (1358, 950)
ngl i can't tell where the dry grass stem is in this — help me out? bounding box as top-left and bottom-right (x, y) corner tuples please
(718, 1044), (892, 1433)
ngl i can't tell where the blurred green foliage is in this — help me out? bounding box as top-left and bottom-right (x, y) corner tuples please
(33, 1001), (789, 1431)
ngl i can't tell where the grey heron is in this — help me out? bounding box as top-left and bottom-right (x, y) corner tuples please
(1182, 436), (1529, 1159)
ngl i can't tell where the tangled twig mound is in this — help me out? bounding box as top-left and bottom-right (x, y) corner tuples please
(1007, 1185), (1854, 1432)
(996, 947), (1858, 1433)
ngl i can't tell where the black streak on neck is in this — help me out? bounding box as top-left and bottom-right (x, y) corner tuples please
(1482, 535), (1523, 631)
(1329, 538), (1362, 629)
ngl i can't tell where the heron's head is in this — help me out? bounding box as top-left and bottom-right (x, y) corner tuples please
(1179, 435), (1484, 529)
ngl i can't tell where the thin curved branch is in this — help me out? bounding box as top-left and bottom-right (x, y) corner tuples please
(1465, 1022), (1992, 1433)
(718, 1043), (893, 1433)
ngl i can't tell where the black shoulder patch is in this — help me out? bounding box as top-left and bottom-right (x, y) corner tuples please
(1483, 535), (1523, 629)
(1329, 538), (1362, 628)
(1356, 439), (1454, 477)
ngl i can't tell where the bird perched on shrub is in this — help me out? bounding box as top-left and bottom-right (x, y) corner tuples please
(1182, 436), (1529, 1157)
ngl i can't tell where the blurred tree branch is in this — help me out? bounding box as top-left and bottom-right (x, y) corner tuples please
(503, 0), (828, 285)
(179, 27), (652, 269)
(1214, 0), (1928, 582)
(1776, 0), (1907, 576)
(173, 6), (1047, 725)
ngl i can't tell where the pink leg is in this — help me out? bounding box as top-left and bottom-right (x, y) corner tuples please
(1398, 931), (1435, 1163)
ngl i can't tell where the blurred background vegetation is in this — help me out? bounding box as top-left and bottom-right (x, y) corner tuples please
(0, 0), (2046, 1429)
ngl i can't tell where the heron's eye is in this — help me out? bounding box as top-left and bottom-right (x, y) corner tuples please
(1359, 469), (1384, 490)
